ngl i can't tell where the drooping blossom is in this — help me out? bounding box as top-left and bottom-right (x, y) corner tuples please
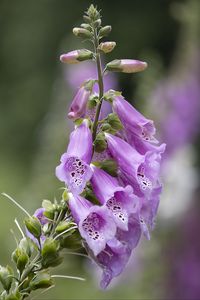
(68, 193), (116, 256)
(56, 119), (93, 194)
(112, 94), (157, 143)
(90, 165), (139, 231)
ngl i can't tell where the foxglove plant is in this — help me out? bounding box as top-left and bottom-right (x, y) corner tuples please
(0, 4), (165, 299)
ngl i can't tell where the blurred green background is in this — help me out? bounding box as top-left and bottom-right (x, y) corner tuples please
(1, 0), (200, 299)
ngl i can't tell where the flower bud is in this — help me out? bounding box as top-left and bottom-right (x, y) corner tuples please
(60, 49), (93, 64)
(24, 216), (41, 239)
(41, 238), (61, 268)
(73, 27), (92, 39)
(3, 290), (21, 300)
(68, 81), (94, 120)
(55, 221), (72, 234)
(99, 26), (112, 38)
(0, 265), (13, 292)
(19, 237), (33, 257)
(106, 59), (148, 73)
(93, 132), (107, 153)
(106, 113), (123, 131)
(98, 42), (116, 53)
(94, 19), (101, 28)
(12, 248), (29, 273)
(30, 271), (53, 290)
(80, 23), (91, 30)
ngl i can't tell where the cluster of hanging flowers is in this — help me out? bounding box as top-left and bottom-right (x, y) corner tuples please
(0, 5), (165, 299)
(56, 5), (166, 288)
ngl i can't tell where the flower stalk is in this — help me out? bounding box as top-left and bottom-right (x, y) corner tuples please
(0, 4), (166, 299)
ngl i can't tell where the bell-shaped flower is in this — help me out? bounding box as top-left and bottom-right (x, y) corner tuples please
(105, 133), (163, 198)
(68, 193), (116, 256)
(56, 120), (93, 195)
(112, 95), (157, 142)
(126, 131), (166, 155)
(88, 215), (142, 289)
(90, 165), (139, 230)
(95, 238), (132, 289)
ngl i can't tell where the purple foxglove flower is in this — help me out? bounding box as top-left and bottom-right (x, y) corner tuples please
(105, 133), (164, 197)
(90, 165), (139, 230)
(56, 120), (93, 194)
(116, 214), (142, 250)
(88, 216), (141, 289)
(96, 238), (132, 289)
(68, 86), (91, 120)
(60, 49), (93, 64)
(69, 194), (116, 256)
(140, 183), (162, 231)
(126, 131), (166, 155)
(26, 208), (48, 245)
(112, 95), (157, 142)
(106, 59), (147, 73)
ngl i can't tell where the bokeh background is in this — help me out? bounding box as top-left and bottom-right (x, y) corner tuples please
(0, 0), (200, 299)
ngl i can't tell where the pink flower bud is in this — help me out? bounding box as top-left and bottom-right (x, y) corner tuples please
(60, 49), (93, 64)
(68, 82), (93, 120)
(98, 42), (116, 53)
(106, 59), (148, 73)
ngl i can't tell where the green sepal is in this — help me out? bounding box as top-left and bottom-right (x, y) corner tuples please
(18, 237), (33, 257)
(24, 216), (41, 239)
(81, 185), (99, 205)
(93, 132), (107, 153)
(106, 113), (123, 131)
(30, 271), (53, 290)
(74, 118), (84, 127)
(41, 238), (61, 268)
(55, 221), (72, 234)
(12, 248), (29, 273)
(106, 59), (122, 72)
(94, 159), (118, 177)
(3, 290), (22, 300)
(0, 265), (13, 292)
(60, 231), (82, 249)
(87, 95), (98, 109)
(77, 49), (93, 62)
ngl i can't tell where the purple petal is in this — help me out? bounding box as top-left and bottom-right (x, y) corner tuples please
(91, 165), (139, 230)
(97, 238), (132, 289)
(66, 119), (92, 163)
(113, 95), (156, 142)
(56, 155), (93, 195)
(69, 195), (116, 256)
(116, 214), (142, 250)
(68, 86), (90, 120)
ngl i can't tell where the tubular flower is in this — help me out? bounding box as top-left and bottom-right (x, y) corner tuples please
(56, 119), (93, 195)
(90, 165), (139, 230)
(68, 194), (116, 256)
(112, 95), (157, 142)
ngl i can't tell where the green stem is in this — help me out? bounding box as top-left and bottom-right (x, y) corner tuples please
(92, 28), (104, 144)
